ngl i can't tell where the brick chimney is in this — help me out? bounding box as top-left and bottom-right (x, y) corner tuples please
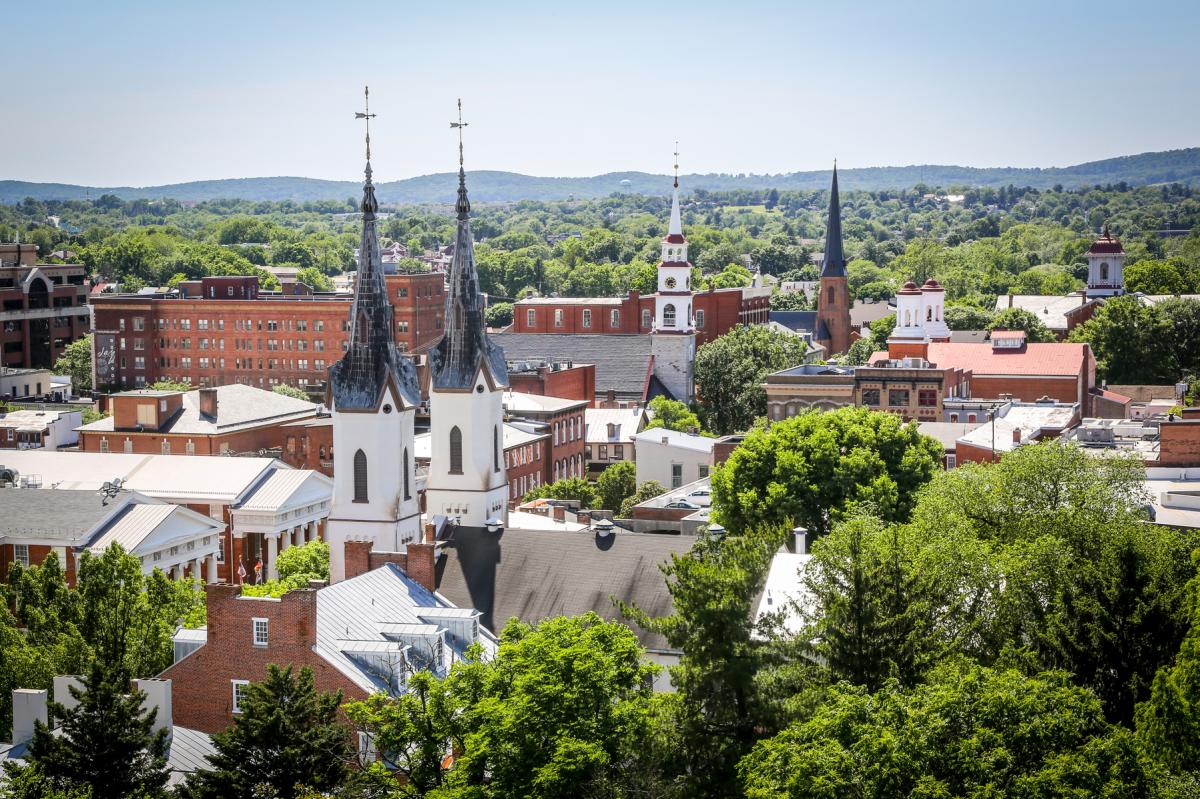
(404, 542), (437, 593)
(198, 387), (218, 418)
(343, 541), (372, 580)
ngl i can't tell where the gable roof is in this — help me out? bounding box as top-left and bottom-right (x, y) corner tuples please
(492, 333), (655, 401)
(992, 294), (1094, 332)
(0, 489), (129, 543)
(585, 407), (648, 444)
(435, 526), (695, 651)
(768, 310), (817, 333)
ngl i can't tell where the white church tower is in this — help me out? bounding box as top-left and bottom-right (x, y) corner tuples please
(425, 104), (510, 530)
(650, 150), (697, 403)
(1085, 225), (1126, 299)
(326, 87), (423, 581)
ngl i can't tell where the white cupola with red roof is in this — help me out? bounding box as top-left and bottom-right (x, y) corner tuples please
(655, 165), (693, 335)
(1085, 225), (1126, 299)
(920, 279), (950, 341)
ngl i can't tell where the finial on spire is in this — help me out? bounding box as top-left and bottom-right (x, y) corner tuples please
(355, 85), (377, 180)
(451, 99), (471, 219)
(673, 141), (679, 189)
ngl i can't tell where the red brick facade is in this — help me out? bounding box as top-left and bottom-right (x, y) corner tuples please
(160, 584), (366, 733)
(91, 273), (444, 392)
(816, 275), (852, 355)
(0, 245), (90, 370)
(1159, 409), (1200, 467)
(511, 287), (769, 347)
(507, 362), (596, 407)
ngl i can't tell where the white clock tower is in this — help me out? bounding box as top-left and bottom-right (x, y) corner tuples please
(650, 150), (697, 402)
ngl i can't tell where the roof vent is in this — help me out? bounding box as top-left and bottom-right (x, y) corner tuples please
(594, 518), (615, 538)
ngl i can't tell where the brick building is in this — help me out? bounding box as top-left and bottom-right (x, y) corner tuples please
(509, 285), (770, 347)
(763, 360), (971, 423)
(415, 421), (551, 507)
(0, 243), (90, 370)
(501, 391), (588, 483)
(506, 359), (596, 406)
(90, 272), (444, 393)
(78, 384), (320, 456)
(161, 561), (494, 733)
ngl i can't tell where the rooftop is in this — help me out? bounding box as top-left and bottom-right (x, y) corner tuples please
(501, 391), (588, 414)
(585, 406), (647, 444)
(992, 294), (1093, 331)
(632, 427), (716, 453)
(80, 384), (320, 436)
(871, 341), (1091, 377)
(493, 333), (660, 401)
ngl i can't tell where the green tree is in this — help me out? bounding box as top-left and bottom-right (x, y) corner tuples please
(1137, 552), (1200, 776)
(182, 665), (351, 799)
(51, 335), (92, 394)
(1126, 259), (1193, 295)
(618, 480), (666, 518)
(768, 291), (809, 311)
(3, 664), (170, 799)
(711, 407), (943, 537)
(295, 266), (333, 292)
(522, 477), (598, 509)
(594, 460), (636, 513)
(987, 306), (1057, 342)
(740, 664), (1166, 799)
(1070, 295), (1178, 383)
(695, 326), (808, 435)
(943, 303), (994, 330)
(625, 525), (785, 798)
(275, 539), (330, 583)
(271, 384), (311, 401)
(645, 395), (706, 435)
(485, 301), (513, 328)
(148, 379), (193, 392)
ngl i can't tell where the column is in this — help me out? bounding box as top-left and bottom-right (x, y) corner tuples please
(192, 558), (203, 582)
(294, 525), (303, 546)
(170, 563), (181, 580)
(279, 528), (290, 553)
(307, 520), (317, 542)
(266, 533), (279, 581)
(206, 555), (218, 584)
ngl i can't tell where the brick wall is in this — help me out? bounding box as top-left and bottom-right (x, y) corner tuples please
(342, 539), (436, 592)
(1159, 414), (1200, 467)
(160, 583), (367, 733)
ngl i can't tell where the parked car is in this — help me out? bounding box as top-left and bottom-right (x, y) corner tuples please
(685, 488), (712, 505)
(664, 499), (701, 510)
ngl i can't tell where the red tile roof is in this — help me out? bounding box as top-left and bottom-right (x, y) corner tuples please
(1088, 228), (1124, 255)
(872, 342), (1091, 377)
(1093, 388), (1132, 404)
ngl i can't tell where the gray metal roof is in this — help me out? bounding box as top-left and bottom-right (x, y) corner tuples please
(0, 488), (127, 543)
(435, 526), (696, 652)
(78, 384), (319, 436)
(768, 310), (818, 333)
(492, 333), (655, 402)
(0, 724), (212, 786)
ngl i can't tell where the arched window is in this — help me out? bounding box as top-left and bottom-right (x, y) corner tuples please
(827, 286), (835, 305)
(663, 304), (676, 326)
(403, 447), (411, 500)
(494, 425), (501, 472)
(449, 426), (463, 474)
(641, 309), (651, 329)
(353, 449), (368, 503)
(696, 309), (705, 329)
(905, 310), (912, 326)
(1100, 262), (1109, 281)
(927, 307), (933, 321)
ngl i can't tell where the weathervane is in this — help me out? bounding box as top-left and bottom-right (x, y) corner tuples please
(451, 98), (469, 168)
(355, 85), (376, 165)
(673, 141), (679, 189)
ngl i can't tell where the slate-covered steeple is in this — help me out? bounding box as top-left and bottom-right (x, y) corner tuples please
(329, 91), (421, 411)
(820, 163), (847, 277)
(431, 109), (507, 391)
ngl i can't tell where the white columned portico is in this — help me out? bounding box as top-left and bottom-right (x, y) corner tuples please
(206, 555), (218, 584)
(192, 558), (203, 581)
(266, 534), (279, 581)
(280, 530), (290, 553)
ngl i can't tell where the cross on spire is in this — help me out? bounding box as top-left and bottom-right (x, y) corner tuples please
(354, 85), (376, 167)
(673, 141), (679, 189)
(451, 98), (468, 169)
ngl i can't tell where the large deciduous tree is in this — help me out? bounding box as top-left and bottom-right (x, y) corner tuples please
(987, 306), (1058, 342)
(694, 326), (808, 435)
(51, 335), (92, 394)
(711, 406), (944, 537)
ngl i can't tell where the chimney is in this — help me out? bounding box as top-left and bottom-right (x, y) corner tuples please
(53, 675), (83, 717)
(404, 542), (437, 593)
(606, 389), (617, 407)
(11, 689), (47, 745)
(134, 679), (172, 738)
(199, 387), (218, 418)
(1007, 294), (1014, 308)
(793, 526), (810, 555)
(424, 522), (437, 543)
(553, 506), (566, 522)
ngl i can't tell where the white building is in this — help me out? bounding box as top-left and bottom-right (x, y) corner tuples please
(649, 169), (697, 403)
(0, 408), (81, 450)
(326, 153), (424, 581)
(0, 450), (331, 584)
(585, 406), (648, 474)
(424, 157), (510, 530)
(632, 427), (716, 489)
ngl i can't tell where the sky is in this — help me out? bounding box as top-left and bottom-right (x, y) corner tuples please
(6, 0), (1199, 186)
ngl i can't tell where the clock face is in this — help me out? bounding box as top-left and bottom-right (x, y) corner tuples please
(665, 276), (677, 289)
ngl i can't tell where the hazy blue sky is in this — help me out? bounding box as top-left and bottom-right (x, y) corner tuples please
(7, 0), (1198, 186)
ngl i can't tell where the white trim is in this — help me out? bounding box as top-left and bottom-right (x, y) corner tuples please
(252, 617), (269, 647)
(231, 679), (250, 713)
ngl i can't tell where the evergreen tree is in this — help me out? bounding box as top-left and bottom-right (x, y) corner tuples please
(2, 664), (170, 799)
(182, 665), (351, 799)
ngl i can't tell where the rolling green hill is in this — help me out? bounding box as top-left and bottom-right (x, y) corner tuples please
(3, 147), (1198, 204)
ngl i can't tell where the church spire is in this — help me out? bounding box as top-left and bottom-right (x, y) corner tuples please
(330, 87), (421, 411)
(432, 100), (508, 391)
(820, 161), (847, 277)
